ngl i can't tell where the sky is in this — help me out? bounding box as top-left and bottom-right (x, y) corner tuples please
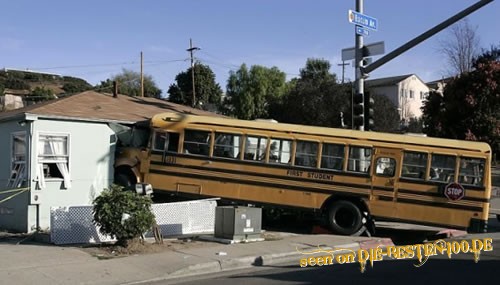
(1, 0), (499, 97)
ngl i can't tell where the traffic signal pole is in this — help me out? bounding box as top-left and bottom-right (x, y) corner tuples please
(354, 0), (364, 132)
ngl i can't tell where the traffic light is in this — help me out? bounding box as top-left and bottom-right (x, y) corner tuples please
(364, 92), (375, 131)
(353, 93), (364, 128)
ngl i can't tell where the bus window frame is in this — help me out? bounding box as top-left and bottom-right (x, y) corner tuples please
(429, 153), (457, 183)
(181, 129), (212, 157)
(243, 134), (269, 163)
(319, 141), (347, 172)
(294, 139), (320, 169)
(458, 156), (486, 188)
(269, 137), (293, 165)
(213, 131), (244, 160)
(400, 150), (429, 181)
(346, 145), (373, 175)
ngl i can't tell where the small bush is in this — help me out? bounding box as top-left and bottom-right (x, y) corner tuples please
(93, 184), (155, 246)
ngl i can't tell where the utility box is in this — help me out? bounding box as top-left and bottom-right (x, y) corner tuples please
(215, 206), (262, 240)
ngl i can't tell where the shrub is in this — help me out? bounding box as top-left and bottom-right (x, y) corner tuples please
(93, 184), (155, 246)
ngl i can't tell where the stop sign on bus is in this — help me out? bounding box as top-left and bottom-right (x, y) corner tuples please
(444, 182), (465, 201)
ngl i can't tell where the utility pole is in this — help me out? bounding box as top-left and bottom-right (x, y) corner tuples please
(337, 61), (350, 84)
(140, 51), (144, 97)
(187, 39), (200, 108)
(354, 0), (364, 132)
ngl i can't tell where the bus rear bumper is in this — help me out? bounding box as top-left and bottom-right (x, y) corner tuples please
(468, 218), (488, 233)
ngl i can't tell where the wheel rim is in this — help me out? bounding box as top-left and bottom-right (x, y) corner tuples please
(334, 207), (357, 229)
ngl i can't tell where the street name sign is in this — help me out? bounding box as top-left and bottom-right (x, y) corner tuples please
(348, 10), (378, 31)
(356, 26), (370, 37)
(341, 41), (385, 61)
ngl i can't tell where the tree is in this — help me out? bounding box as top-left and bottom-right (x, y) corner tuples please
(167, 62), (223, 110)
(93, 184), (155, 247)
(371, 93), (400, 133)
(95, 69), (162, 98)
(272, 58), (350, 128)
(438, 18), (480, 75)
(422, 45), (500, 156)
(223, 64), (287, 119)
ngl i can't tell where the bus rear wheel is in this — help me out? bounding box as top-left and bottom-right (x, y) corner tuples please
(327, 200), (363, 235)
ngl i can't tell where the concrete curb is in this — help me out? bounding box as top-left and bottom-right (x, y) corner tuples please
(127, 239), (392, 284)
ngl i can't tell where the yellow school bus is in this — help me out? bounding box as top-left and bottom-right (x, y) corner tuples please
(114, 112), (492, 235)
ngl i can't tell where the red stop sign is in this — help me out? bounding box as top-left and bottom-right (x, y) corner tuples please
(444, 182), (465, 201)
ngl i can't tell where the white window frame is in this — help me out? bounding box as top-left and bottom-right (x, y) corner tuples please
(37, 132), (71, 189)
(8, 131), (27, 188)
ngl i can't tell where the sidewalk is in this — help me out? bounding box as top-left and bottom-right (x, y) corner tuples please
(0, 232), (394, 285)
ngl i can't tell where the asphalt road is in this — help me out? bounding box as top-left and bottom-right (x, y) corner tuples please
(158, 236), (500, 285)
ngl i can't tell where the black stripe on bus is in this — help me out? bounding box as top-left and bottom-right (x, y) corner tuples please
(396, 198), (483, 212)
(149, 169), (370, 199)
(372, 186), (394, 192)
(398, 189), (489, 203)
(149, 160), (373, 190)
(399, 177), (485, 191)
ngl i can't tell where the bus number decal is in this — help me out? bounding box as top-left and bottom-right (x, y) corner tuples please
(164, 155), (177, 164)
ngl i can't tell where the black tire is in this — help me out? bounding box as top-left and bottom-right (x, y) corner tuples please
(114, 167), (136, 190)
(327, 200), (363, 235)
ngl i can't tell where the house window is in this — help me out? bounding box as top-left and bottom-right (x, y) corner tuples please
(420, 91), (424, 100)
(409, 90), (414, 99)
(37, 134), (71, 189)
(8, 132), (27, 188)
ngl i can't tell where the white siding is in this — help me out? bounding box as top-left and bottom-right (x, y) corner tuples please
(27, 119), (116, 231)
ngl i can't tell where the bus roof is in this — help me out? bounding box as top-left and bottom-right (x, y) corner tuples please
(150, 112), (492, 154)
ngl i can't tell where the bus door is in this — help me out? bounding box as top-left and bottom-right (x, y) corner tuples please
(370, 147), (402, 203)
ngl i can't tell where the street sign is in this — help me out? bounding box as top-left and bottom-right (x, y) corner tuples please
(348, 10), (378, 31)
(444, 182), (465, 201)
(356, 26), (370, 37)
(341, 41), (385, 61)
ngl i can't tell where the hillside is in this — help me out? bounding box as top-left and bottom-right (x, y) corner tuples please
(0, 68), (93, 107)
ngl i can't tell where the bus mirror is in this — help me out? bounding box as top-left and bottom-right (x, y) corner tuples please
(135, 183), (153, 196)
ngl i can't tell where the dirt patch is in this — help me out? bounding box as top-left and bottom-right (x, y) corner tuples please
(80, 238), (216, 260)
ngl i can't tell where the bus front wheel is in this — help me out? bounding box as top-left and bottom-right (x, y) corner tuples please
(114, 167), (136, 190)
(328, 200), (363, 235)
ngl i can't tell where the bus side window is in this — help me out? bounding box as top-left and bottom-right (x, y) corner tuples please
(167, 133), (180, 152)
(401, 151), (427, 180)
(347, 146), (372, 173)
(152, 131), (167, 151)
(321, 143), (345, 171)
(458, 157), (485, 186)
(430, 154), (456, 182)
(269, 138), (292, 164)
(184, 130), (211, 156)
(295, 140), (318, 168)
(244, 136), (267, 162)
(214, 133), (241, 159)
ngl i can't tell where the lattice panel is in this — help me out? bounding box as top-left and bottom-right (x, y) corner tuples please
(50, 199), (217, 245)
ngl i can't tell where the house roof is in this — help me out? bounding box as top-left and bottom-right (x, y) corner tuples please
(365, 74), (414, 87)
(0, 90), (222, 124)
